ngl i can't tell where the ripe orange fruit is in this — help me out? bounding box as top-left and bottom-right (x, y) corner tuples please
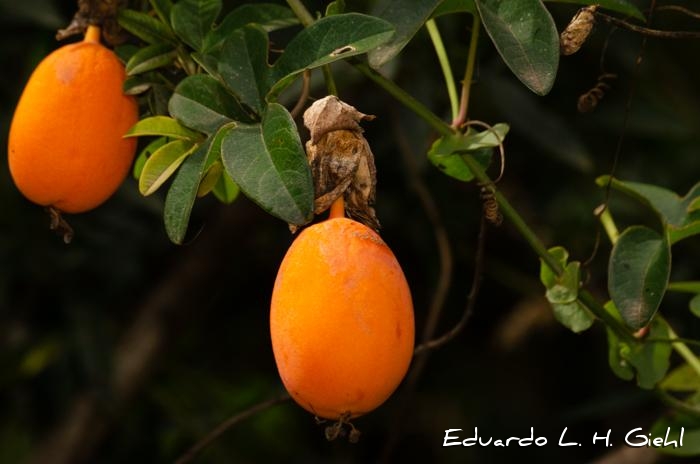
(270, 216), (414, 420)
(8, 25), (138, 213)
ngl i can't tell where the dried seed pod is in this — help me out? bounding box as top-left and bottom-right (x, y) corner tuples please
(578, 73), (617, 113)
(302, 96), (380, 230)
(560, 5), (598, 56)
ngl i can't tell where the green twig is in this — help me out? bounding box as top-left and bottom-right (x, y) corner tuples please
(426, 19), (458, 122)
(657, 389), (700, 417)
(599, 207), (620, 244)
(660, 315), (700, 381)
(286, 0), (337, 95)
(668, 281), (700, 294)
(452, 14), (480, 127)
(352, 62), (454, 137)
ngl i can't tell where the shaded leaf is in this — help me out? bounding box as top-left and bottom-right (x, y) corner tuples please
(197, 161), (223, 198)
(118, 9), (176, 45)
(221, 103), (313, 225)
(125, 116), (201, 140)
(650, 415), (700, 456)
(545, 0), (644, 21)
(213, 170), (240, 204)
(427, 124), (508, 182)
(432, 0), (477, 17)
(139, 140), (197, 196)
(126, 43), (176, 75)
(150, 0), (174, 25)
(270, 13), (394, 96)
(203, 3), (298, 52)
(597, 176), (700, 244)
(609, 226), (671, 330)
(475, 0), (559, 95)
(123, 75), (153, 95)
(169, 75), (252, 135)
(660, 364), (700, 392)
(170, 0), (221, 51)
(133, 137), (168, 179)
(326, 0), (346, 16)
(367, 0), (442, 68)
(218, 25), (271, 114)
(165, 125), (233, 244)
(691, 294), (700, 318)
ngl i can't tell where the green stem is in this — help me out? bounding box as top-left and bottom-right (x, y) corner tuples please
(599, 207), (620, 244)
(286, 0), (314, 26)
(668, 281), (700, 293)
(660, 316), (700, 380)
(353, 62), (455, 137)
(453, 14), (480, 127)
(426, 19), (459, 122)
(286, 0), (337, 95)
(460, 154), (635, 342)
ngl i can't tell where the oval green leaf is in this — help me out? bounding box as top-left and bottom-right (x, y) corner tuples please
(367, 0), (443, 68)
(125, 116), (201, 140)
(608, 226), (671, 330)
(270, 13), (394, 95)
(212, 170), (240, 204)
(475, 0), (559, 95)
(169, 75), (252, 135)
(139, 140), (197, 196)
(126, 43), (176, 75)
(221, 103), (313, 225)
(133, 136), (167, 179)
(165, 125), (233, 244)
(197, 161), (223, 197)
(170, 0), (221, 51)
(118, 9), (176, 45)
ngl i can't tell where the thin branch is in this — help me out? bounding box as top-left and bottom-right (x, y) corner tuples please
(414, 215), (487, 355)
(174, 393), (291, 464)
(290, 70), (311, 119)
(595, 12), (700, 38)
(656, 5), (700, 21)
(452, 14), (480, 128)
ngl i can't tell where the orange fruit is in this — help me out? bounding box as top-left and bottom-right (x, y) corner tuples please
(270, 216), (414, 420)
(8, 25), (138, 213)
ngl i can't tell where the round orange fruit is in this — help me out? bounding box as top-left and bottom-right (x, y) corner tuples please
(270, 217), (415, 420)
(8, 25), (138, 213)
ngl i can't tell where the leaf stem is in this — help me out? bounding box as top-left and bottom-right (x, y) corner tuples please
(352, 62), (455, 137)
(426, 19), (459, 122)
(599, 206), (620, 244)
(659, 316), (700, 381)
(667, 281), (700, 294)
(285, 0), (338, 95)
(460, 154), (635, 343)
(452, 14), (480, 128)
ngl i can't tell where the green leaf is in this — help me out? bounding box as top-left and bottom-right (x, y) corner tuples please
(605, 303), (672, 388)
(221, 103), (313, 225)
(123, 75), (153, 96)
(139, 140), (197, 196)
(169, 75), (252, 135)
(170, 0), (221, 51)
(125, 116), (201, 140)
(133, 137), (168, 179)
(150, 0), (174, 25)
(218, 25), (271, 114)
(539, 246), (594, 333)
(596, 177), (700, 244)
(475, 0), (559, 95)
(545, 0), (644, 22)
(691, 294), (700, 318)
(125, 43), (176, 75)
(165, 125), (233, 244)
(326, 0), (346, 16)
(367, 0), (442, 68)
(660, 364), (700, 392)
(118, 9), (176, 45)
(427, 124), (508, 182)
(650, 415), (700, 456)
(609, 226), (671, 330)
(432, 0), (477, 18)
(213, 170), (240, 204)
(270, 13), (394, 96)
(203, 3), (298, 52)
(197, 161), (223, 197)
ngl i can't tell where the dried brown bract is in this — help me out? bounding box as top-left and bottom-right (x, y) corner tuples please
(303, 96), (380, 230)
(560, 5), (598, 56)
(57, 0), (128, 44)
(578, 72), (617, 112)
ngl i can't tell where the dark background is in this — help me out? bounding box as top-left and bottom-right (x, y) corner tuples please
(1, 0), (699, 463)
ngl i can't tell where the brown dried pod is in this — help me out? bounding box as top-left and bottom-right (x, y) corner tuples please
(560, 5), (598, 56)
(303, 96), (380, 230)
(577, 73), (617, 113)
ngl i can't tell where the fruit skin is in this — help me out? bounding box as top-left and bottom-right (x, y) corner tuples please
(270, 217), (414, 420)
(8, 28), (138, 213)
